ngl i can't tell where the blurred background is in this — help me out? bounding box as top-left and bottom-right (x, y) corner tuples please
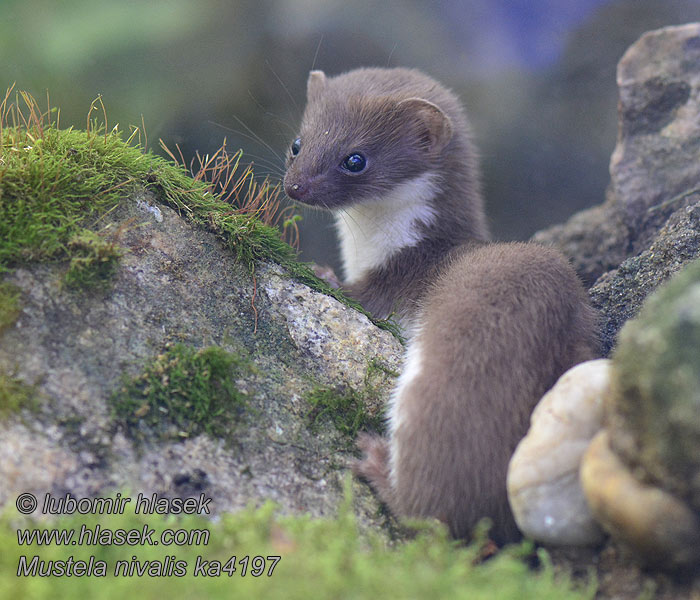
(3, 0), (700, 271)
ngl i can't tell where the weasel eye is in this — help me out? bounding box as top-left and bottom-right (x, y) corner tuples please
(341, 153), (366, 173)
(291, 138), (301, 156)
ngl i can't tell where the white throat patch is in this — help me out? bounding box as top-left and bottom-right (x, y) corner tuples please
(334, 173), (439, 284)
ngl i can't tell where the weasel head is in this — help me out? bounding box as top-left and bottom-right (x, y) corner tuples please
(283, 68), (453, 210)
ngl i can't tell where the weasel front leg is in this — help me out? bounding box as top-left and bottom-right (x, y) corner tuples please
(311, 263), (342, 289)
(352, 433), (396, 508)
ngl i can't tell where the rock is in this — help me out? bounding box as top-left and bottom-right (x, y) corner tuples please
(0, 191), (402, 529)
(612, 23), (700, 253)
(532, 201), (629, 288)
(581, 430), (700, 571)
(606, 257), (700, 513)
(533, 23), (700, 355)
(263, 271), (399, 388)
(590, 202), (700, 355)
(579, 257), (700, 573)
(507, 359), (609, 546)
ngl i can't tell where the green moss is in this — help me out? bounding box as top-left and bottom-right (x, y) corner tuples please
(0, 120), (285, 274)
(1, 126), (131, 269)
(62, 229), (122, 290)
(0, 281), (21, 333)
(110, 343), (249, 442)
(366, 357), (400, 379)
(306, 385), (383, 439)
(306, 359), (398, 439)
(0, 492), (594, 599)
(0, 372), (40, 418)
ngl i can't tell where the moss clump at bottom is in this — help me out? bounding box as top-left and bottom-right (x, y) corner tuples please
(0, 493), (595, 600)
(305, 359), (398, 440)
(110, 343), (249, 443)
(0, 372), (41, 418)
(0, 281), (21, 333)
(62, 229), (122, 290)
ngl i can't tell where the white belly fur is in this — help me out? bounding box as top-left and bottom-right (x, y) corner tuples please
(388, 332), (425, 489)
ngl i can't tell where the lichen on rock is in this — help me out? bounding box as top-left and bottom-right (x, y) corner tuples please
(607, 257), (700, 514)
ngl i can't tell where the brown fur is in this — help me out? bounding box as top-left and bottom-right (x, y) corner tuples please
(284, 67), (599, 543)
(354, 243), (598, 542)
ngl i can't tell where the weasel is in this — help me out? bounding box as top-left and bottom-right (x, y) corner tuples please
(283, 67), (598, 543)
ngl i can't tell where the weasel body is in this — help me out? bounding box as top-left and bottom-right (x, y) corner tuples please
(284, 67), (598, 542)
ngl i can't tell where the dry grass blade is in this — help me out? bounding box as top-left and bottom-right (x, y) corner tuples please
(0, 87), (60, 144)
(160, 137), (299, 250)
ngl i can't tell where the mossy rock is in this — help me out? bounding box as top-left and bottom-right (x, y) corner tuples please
(0, 94), (404, 538)
(608, 257), (700, 511)
(109, 343), (250, 444)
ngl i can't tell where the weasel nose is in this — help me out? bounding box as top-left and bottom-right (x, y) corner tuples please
(284, 181), (308, 201)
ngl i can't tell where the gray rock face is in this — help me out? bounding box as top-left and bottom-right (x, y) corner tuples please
(534, 23), (700, 355)
(0, 192), (402, 528)
(613, 25), (700, 251)
(532, 202), (629, 288)
(589, 202), (700, 355)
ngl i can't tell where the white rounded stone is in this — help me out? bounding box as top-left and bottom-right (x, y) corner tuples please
(507, 358), (610, 545)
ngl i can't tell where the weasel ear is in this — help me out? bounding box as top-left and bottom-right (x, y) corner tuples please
(307, 70), (327, 101)
(397, 97), (453, 153)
